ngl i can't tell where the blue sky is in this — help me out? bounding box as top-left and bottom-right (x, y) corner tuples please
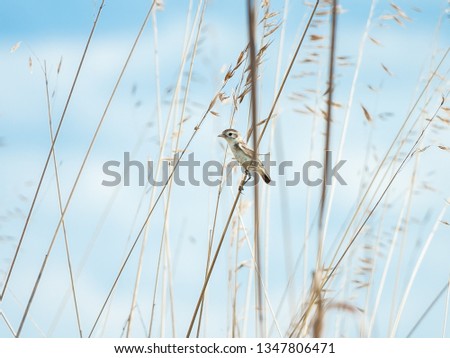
(0, 0), (449, 338)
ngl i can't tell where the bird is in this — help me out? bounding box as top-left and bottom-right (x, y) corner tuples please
(218, 128), (271, 185)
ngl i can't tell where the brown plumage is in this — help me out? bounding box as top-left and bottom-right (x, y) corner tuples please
(218, 128), (271, 184)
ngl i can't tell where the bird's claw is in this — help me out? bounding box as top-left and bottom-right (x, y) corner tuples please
(238, 172), (252, 193)
(243, 171), (251, 186)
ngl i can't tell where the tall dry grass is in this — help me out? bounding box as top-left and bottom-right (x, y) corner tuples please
(0, 0), (449, 338)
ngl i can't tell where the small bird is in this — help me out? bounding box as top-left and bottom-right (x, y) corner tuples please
(218, 128), (271, 184)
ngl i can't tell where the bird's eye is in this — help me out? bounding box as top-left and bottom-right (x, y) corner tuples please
(228, 133), (232, 137)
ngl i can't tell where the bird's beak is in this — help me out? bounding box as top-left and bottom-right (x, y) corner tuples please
(218, 134), (225, 138)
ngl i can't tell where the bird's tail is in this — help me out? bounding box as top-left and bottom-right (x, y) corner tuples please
(257, 167), (271, 184)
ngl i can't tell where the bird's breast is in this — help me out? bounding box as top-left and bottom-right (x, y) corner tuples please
(231, 143), (250, 165)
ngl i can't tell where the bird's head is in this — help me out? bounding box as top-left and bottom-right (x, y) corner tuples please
(218, 128), (242, 142)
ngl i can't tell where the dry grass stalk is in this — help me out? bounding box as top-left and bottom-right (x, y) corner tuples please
(247, 0), (264, 337)
(0, 0), (106, 303)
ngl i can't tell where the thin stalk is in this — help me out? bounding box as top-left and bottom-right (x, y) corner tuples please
(314, 0), (338, 338)
(127, 0), (204, 338)
(152, 9), (163, 157)
(43, 65), (82, 338)
(321, 0), (377, 248)
(235, 196), (282, 337)
(302, 53), (323, 307)
(89, 75), (230, 337)
(226, 213), (238, 337)
(0, 0), (105, 301)
(16, 1), (157, 337)
(47, 102), (157, 334)
(443, 279), (450, 338)
(185, 175), (248, 337)
(243, 253), (254, 337)
(324, 95), (446, 298)
(367, 192), (408, 336)
(290, 93), (447, 336)
(231, 216), (240, 337)
(406, 282), (450, 337)
(160, 225), (168, 337)
(165, 219), (177, 338)
(127, 1), (199, 337)
(0, 311), (16, 337)
(247, 0), (264, 337)
(196, 227), (216, 337)
(328, 94), (447, 289)
(388, 150), (420, 333)
(258, 3), (273, 337)
(361, 189), (390, 336)
(189, 1), (318, 338)
(268, 0), (296, 317)
(390, 198), (450, 337)
(149, 0), (206, 337)
(47, 185), (120, 336)
(147, 192), (172, 337)
(196, 52), (250, 337)
(324, 48), (449, 284)
(250, 0), (319, 148)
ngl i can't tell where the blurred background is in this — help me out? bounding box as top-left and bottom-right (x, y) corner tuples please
(0, 0), (449, 338)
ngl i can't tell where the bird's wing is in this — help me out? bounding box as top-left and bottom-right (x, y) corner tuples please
(235, 141), (267, 171)
(236, 141), (256, 158)
(236, 142), (268, 157)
